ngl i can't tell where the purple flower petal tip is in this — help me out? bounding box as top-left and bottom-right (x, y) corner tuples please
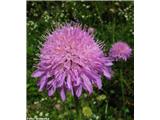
(32, 70), (44, 78)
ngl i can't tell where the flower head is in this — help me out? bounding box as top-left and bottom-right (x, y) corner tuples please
(32, 24), (112, 101)
(109, 41), (132, 61)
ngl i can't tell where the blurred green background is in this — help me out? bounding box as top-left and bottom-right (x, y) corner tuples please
(27, 1), (134, 120)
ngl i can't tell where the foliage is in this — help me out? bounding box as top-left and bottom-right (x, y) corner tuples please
(27, 1), (134, 120)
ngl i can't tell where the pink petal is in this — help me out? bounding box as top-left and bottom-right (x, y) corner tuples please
(60, 88), (66, 101)
(56, 72), (66, 87)
(32, 70), (44, 77)
(76, 85), (82, 97)
(103, 68), (111, 80)
(95, 77), (102, 89)
(83, 70), (102, 89)
(67, 74), (74, 95)
(48, 87), (56, 96)
(81, 73), (93, 94)
(39, 76), (47, 91)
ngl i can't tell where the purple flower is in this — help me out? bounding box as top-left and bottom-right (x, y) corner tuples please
(32, 24), (112, 101)
(109, 41), (132, 61)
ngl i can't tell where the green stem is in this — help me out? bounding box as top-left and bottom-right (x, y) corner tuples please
(74, 95), (81, 120)
(120, 70), (125, 106)
(105, 100), (108, 119)
(120, 69), (126, 118)
(112, 17), (116, 43)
